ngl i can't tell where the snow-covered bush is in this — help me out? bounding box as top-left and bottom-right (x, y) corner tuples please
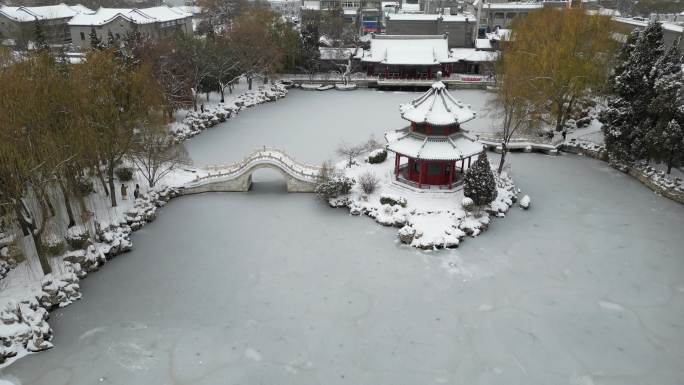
(461, 197), (474, 211)
(380, 193), (407, 207)
(464, 152), (497, 207)
(315, 175), (355, 200)
(367, 149), (387, 164)
(520, 195), (531, 209)
(359, 171), (379, 194)
(65, 226), (90, 249)
(115, 167), (134, 182)
(41, 233), (64, 256)
(75, 176), (94, 196)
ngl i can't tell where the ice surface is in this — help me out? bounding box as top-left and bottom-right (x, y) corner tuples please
(2, 90), (684, 385)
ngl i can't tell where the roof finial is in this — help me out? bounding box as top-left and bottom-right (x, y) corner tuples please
(436, 71), (443, 81)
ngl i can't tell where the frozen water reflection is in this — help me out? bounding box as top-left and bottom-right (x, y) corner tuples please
(2, 90), (684, 385)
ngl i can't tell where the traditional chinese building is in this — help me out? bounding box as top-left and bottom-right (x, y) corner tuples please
(360, 34), (460, 79)
(387, 77), (483, 189)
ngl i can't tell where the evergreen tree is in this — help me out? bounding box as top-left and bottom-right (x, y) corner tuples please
(33, 20), (49, 52)
(646, 39), (683, 171)
(463, 152), (497, 208)
(603, 22), (665, 162)
(89, 27), (102, 50)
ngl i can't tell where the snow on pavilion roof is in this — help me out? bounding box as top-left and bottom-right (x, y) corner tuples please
(399, 81), (476, 126)
(361, 34), (457, 65)
(387, 132), (483, 161)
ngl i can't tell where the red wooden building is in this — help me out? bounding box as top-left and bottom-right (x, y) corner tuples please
(387, 79), (484, 189)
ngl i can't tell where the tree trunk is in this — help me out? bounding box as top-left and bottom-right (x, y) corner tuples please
(108, 163), (117, 208)
(248, 77), (253, 90)
(667, 152), (673, 174)
(32, 230), (51, 275)
(96, 166), (109, 196)
(13, 201), (31, 236)
(555, 111), (564, 132)
(220, 87), (225, 103)
(39, 188), (55, 218)
(497, 147), (507, 175)
(59, 179), (76, 228)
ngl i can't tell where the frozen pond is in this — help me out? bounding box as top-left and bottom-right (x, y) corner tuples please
(2, 90), (684, 385)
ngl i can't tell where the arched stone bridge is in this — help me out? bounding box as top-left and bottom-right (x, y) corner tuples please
(182, 148), (321, 194)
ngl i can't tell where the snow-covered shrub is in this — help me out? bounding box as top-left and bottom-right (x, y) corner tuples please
(315, 175), (355, 200)
(461, 197), (474, 211)
(575, 116), (592, 128)
(359, 171), (379, 194)
(41, 233), (64, 256)
(398, 225), (416, 244)
(367, 149), (387, 164)
(464, 152), (497, 207)
(65, 226), (90, 249)
(380, 193), (407, 207)
(520, 195), (531, 209)
(75, 176), (94, 196)
(115, 167), (134, 182)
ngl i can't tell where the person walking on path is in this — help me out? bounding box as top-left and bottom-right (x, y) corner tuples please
(121, 183), (128, 200)
(133, 184), (140, 199)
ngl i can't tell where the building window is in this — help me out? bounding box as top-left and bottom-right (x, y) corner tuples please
(80, 32), (85, 40)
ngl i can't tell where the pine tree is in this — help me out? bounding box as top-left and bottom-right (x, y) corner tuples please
(33, 20), (49, 52)
(603, 22), (665, 162)
(463, 152), (497, 208)
(89, 27), (102, 50)
(646, 38), (683, 172)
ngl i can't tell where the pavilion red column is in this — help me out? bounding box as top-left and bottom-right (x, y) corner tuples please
(448, 161), (454, 189)
(468, 156), (472, 168)
(428, 67), (432, 79)
(394, 153), (400, 178)
(461, 158), (465, 172)
(419, 160), (425, 188)
(385, 66), (388, 78)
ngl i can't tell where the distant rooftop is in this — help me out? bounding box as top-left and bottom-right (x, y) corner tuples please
(387, 13), (475, 22)
(0, 3), (93, 22)
(68, 5), (191, 26)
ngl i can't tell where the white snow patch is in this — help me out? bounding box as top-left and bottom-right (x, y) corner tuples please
(245, 347), (262, 362)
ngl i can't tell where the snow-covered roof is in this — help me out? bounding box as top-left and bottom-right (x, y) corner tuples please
(0, 3), (93, 22)
(612, 16), (684, 33)
(450, 48), (498, 62)
(474, 38), (492, 50)
(399, 3), (421, 12)
(399, 81), (476, 125)
(301, 0), (320, 10)
(319, 47), (359, 60)
(387, 132), (483, 160)
(362, 34), (456, 65)
(484, 2), (542, 9)
(68, 5), (191, 26)
(387, 13), (473, 22)
(485, 28), (511, 41)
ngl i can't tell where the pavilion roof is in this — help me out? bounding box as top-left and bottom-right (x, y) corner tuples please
(399, 81), (476, 126)
(387, 132), (482, 161)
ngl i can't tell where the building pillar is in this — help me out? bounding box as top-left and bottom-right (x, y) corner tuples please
(419, 160), (425, 188)
(468, 156), (472, 168)
(449, 161), (454, 189)
(461, 158), (465, 173)
(394, 153), (400, 177)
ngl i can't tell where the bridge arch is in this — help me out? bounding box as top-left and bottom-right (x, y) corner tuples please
(182, 148), (321, 194)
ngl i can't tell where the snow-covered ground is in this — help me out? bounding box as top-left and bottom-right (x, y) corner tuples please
(332, 149), (520, 249)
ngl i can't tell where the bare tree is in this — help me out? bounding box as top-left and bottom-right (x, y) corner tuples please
(359, 171), (379, 194)
(130, 125), (191, 188)
(337, 141), (368, 168)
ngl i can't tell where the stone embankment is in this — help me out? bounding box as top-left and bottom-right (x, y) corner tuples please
(170, 84), (288, 141)
(562, 139), (684, 204)
(0, 186), (181, 365)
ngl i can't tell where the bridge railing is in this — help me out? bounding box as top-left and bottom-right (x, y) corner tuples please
(193, 147), (321, 183)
